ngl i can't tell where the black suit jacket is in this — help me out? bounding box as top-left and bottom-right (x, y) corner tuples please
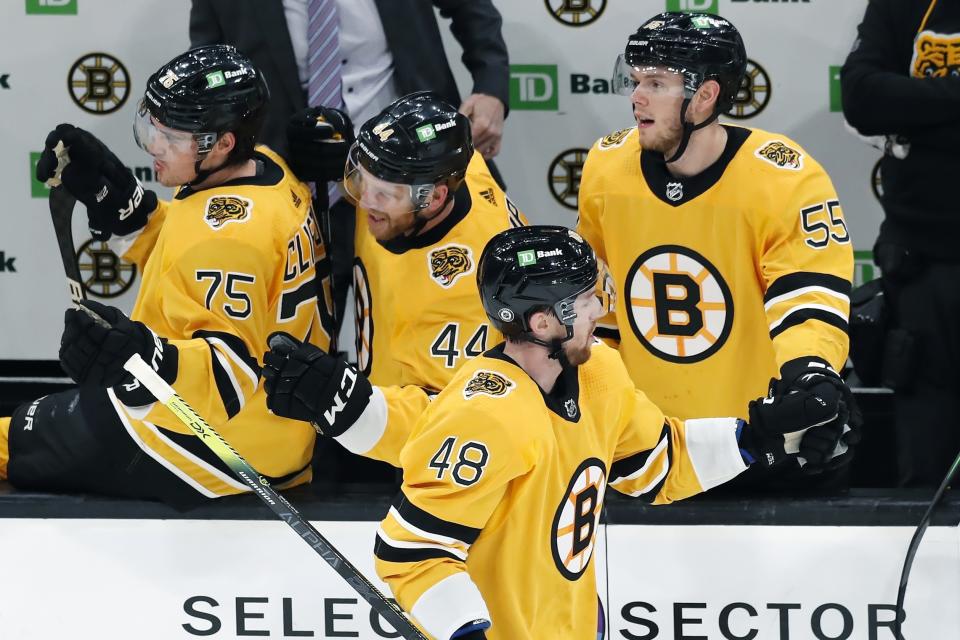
(190, 0), (509, 159)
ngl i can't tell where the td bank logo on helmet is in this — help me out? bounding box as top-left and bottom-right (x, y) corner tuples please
(517, 248), (562, 266)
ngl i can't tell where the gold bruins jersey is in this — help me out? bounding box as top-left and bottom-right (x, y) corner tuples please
(353, 152), (526, 390)
(577, 125), (853, 420)
(106, 146), (334, 498)
(373, 341), (746, 639)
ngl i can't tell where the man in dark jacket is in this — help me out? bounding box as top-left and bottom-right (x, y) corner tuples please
(842, 0), (960, 487)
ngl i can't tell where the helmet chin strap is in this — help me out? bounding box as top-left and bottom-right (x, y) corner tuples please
(663, 98), (720, 164)
(528, 324), (575, 361)
(186, 153), (231, 188)
(406, 187), (456, 237)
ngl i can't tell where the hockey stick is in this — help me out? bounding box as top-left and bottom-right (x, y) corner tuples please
(48, 184), (427, 640)
(893, 450), (960, 639)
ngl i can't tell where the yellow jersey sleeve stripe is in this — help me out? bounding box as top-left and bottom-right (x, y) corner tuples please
(375, 526), (469, 562)
(769, 305), (849, 338)
(764, 272), (851, 304)
(393, 491), (482, 545)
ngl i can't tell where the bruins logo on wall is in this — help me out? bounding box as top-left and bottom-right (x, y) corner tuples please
(463, 370), (516, 400)
(551, 457), (606, 581)
(728, 59), (771, 119)
(754, 141), (804, 171)
(625, 245), (734, 364)
(549, 148), (589, 211)
(204, 195), (252, 229)
(871, 158), (884, 201)
(544, 0), (606, 27)
(598, 128), (634, 150)
(911, 31), (960, 78)
(69, 53), (130, 114)
(428, 244), (474, 288)
(76, 239), (137, 298)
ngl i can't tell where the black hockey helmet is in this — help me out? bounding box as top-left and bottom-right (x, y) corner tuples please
(351, 91), (473, 190)
(478, 226), (601, 349)
(135, 45), (269, 159)
(614, 12), (746, 115)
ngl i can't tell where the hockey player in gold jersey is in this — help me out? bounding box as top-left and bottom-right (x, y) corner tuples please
(262, 225), (850, 639)
(291, 92), (526, 392)
(578, 13), (860, 476)
(0, 46), (334, 505)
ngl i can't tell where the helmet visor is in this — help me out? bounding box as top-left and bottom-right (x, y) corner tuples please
(133, 99), (217, 157)
(343, 143), (436, 214)
(611, 55), (691, 98)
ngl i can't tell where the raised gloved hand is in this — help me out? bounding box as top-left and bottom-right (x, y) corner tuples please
(36, 123), (157, 240)
(60, 300), (176, 405)
(286, 106), (355, 184)
(738, 357), (856, 468)
(262, 332), (371, 436)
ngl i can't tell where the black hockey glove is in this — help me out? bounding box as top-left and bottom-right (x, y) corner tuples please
(286, 106), (355, 184)
(60, 300), (177, 406)
(262, 332), (371, 436)
(36, 123), (157, 240)
(780, 358), (862, 473)
(739, 357), (859, 469)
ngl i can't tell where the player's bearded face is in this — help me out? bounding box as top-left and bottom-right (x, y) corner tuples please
(350, 167), (431, 241)
(630, 68), (686, 155)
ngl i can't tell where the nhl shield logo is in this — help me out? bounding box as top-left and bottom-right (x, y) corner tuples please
(564, 398), (578, 418)
(665, 182), (683, 202)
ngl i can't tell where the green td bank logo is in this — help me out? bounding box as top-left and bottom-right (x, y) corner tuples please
(510, 65), (558, 111)
(29, 152), (50, 198)
(666, 0), (719, 13)
(26, 0), (77, 14)
(829, 65), (842, 112)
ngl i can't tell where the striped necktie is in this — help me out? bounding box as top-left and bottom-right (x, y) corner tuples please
(307, 0), (344, 109)
(306, 0), (343, 201)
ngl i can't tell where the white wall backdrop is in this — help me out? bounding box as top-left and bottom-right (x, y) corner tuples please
(0, 0), (881, 361)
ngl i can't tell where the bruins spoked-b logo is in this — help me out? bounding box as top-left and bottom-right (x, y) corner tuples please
(871, 158), (883, 201)
(69, 53), (130, 114)
(204, 195), (252, 229)
(428, 244), (474, 288)
(625, 245), (733, 364)
(549, 148), (589, 211)
(729, 59), (771, 120)
(544, 0), (606, 27)
(552, 458), (606, 581)
(463, 370), (516, 400)
(755, 140), (803, 171)
(76, 239), (137, 298)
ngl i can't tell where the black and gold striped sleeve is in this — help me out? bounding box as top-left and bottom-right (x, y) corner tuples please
(761, 167), (853, 371)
